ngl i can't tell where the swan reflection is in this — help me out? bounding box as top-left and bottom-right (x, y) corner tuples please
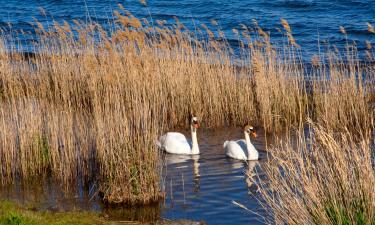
(245, 161), (259, 194)
(164, 154), (200, 192)
(229, 160), (245, 170)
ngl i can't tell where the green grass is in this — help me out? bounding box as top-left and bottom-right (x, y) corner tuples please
(0, 200), (114, 225)
(0, 200), (172, 225)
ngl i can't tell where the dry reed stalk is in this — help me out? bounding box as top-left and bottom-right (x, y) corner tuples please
(254, 121), (375, 225)
(312, 52), (374, 134)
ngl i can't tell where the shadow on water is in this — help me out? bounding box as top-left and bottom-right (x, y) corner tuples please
(101, 204), (161, 222)
(0, 127), (272, 224)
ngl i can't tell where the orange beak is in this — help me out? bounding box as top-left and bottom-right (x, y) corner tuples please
(251, 131), (257, 138)
(193, 123), (199, 129)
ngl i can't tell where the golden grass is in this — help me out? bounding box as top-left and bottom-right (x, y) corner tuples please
(255, 121), (375, 224)
(0, 7), (374, 205)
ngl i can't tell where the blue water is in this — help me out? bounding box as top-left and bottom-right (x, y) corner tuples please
(1, 0), (375, 59)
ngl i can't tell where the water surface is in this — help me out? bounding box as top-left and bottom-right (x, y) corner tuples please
(1, 0), (375, 59)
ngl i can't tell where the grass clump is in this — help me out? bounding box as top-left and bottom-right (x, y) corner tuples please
(2, 213), (32, 225)
(254, 121), (375, 225)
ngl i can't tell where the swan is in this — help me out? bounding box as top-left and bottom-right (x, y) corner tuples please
(224, 125), (259, 160)
(157, 116), (200, 155)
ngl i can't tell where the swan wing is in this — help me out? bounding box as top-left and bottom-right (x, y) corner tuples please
(224, 139), (247, 160)
(159, 132), (192, 154)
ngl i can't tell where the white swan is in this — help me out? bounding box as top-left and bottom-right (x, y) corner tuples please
(224, 125), (259, 160)
(157, 116), (200, 155)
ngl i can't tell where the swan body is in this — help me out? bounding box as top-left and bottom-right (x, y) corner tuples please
(157, 117), (200, 155)
(224, 126), (259, 160)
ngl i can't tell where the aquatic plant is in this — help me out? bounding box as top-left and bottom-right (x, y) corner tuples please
(254, 121), (375, 225)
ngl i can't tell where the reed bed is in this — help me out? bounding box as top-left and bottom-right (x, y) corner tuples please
(0, 6), (374, 205)
(255, 121), (375, 225)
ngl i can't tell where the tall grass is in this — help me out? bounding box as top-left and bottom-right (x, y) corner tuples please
(0, 6), (374, 204)
(255, 121), (375, 225)
(311, 51), (374, 134)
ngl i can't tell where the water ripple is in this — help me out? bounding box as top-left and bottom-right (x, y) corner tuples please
(1, 0), (374, 60)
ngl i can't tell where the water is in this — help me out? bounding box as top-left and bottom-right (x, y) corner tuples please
(0, 127), (269, 224)
(1, 0), (375, 60)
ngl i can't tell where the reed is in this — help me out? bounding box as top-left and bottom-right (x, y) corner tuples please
(254, 121), (375, 225)
(0, 7), (374, 204)
(311, 51), (374, 134)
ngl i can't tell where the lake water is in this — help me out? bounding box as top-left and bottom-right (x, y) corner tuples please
(1, 0), (375, 60)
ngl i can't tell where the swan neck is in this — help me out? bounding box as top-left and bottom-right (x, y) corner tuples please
(244, 132), (252, 154)
(244, 132), (258, 160)
(191, 126), (199, 154)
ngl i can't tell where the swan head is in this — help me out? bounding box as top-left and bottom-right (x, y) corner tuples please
(191, 116), (200, 129)
(244, 125), (257, 138)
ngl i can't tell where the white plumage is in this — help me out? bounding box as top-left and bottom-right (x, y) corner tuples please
(224, 125), (259, 160)
(157, 116), (200, 155)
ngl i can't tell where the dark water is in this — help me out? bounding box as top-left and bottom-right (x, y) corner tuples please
(1, 0), (375, 59)
(0, 128), (268, 225)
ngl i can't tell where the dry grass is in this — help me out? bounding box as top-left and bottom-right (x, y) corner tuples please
(311, 53), (375, 134)
(255, 121), (375, 225)
(0, 7), (374, 205)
